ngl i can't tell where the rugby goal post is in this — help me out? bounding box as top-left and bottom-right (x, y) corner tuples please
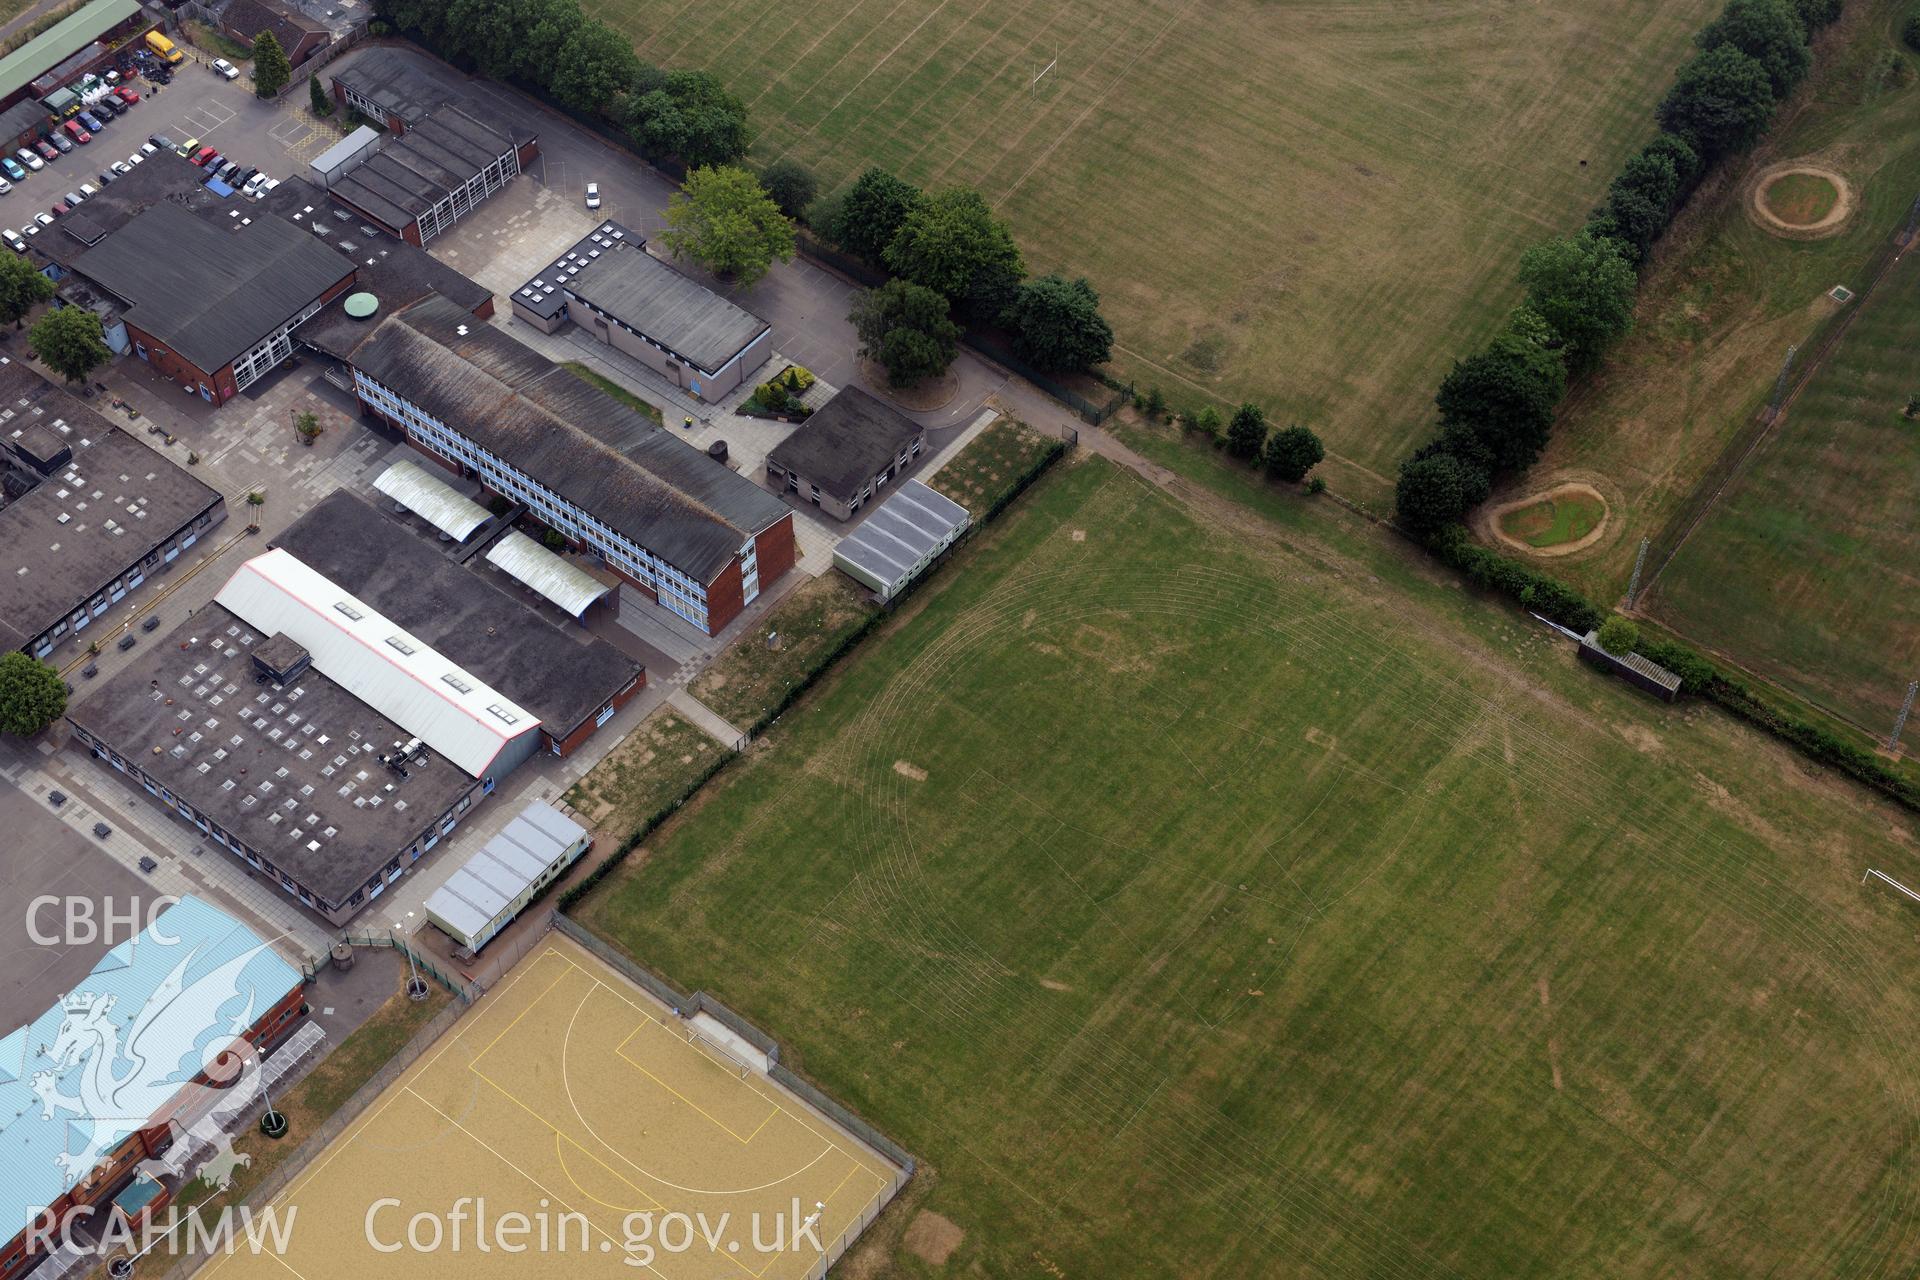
(1863, 868), (1920, 904)
(1031, 48), (1057, 98)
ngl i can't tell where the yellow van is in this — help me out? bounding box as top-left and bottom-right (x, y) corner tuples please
(143, 31), (184, 65)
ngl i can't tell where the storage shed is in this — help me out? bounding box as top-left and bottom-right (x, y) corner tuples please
(1578, 630), (1683, 702)
(833, 479), (970, 602)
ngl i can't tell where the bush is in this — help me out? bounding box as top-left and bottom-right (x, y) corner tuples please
(1596, 615), (1640, 654)
(1307, 476), (1326, 495)
(759, 158), (817, 221)
(1224, 403), (1268, 460)
(1189, 404), (1223, 442)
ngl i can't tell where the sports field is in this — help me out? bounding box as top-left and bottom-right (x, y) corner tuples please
(587, 0), (1718, 477)
(579, 452), (1920, 1275)
(1647, 244), (1920, 730)
(198, 934), (901, 1280)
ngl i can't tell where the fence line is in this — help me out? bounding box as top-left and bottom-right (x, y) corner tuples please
(335, 930), (476, 1003)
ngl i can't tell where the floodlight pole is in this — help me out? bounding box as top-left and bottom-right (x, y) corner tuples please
(1889, 680), (1918, 752)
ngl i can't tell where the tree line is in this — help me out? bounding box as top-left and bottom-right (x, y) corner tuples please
(1394, 0), (1841, 540)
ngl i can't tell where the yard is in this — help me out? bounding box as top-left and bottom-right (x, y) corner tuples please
(574, 450), (1920, 1276)
(563, 708), (731, 839)
(584, 0), (1719, 488)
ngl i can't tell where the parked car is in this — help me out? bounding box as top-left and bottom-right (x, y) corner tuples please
(0, 178), (10, 195)
(58, 121), (85, 145)
(1, 157), (24, 181)
(233, 165), (257, 187)
(31, 212), (52, 228)
(259, 177), (279, 195)
(585, 181), (600, 210)
(91, 822), (110, 839)
(16, 148), (42, 171)
(20, 223), (36, 237)
(49, 201), (68, 217)
(216, 161), (240, 184)
(127, 151), (144, 166)
(38, 139), (62, 160)
(191, 145), (216, 167)
(242, 172), (269, 198)
(91, 99), (119, 120)
(148, 132), (172, 150)
(109, 160), (130, 176)
(201, 151), (223, 172)
(175, 136), (198, 157)
(96, 169), (113, 185)
(114, 85), (139, 104)
(210, 58), (240, 80)
(2, 229), (23, 253)
(76, 183), (95, 200)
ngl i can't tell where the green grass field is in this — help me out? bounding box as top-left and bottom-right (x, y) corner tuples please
(586, 0), (1717, 482)
(1498, 488), (1605, 547)
(576, 450), (1920, 1276)
(1647, 243), (1920, 729)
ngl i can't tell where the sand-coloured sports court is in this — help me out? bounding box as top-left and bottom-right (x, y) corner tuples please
(198, 934), (902, 1280)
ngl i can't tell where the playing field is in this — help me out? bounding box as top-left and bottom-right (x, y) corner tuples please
(198, 934), (901, 1280)
(586, 0), (1718, 477)
(1646, 241), (1920, 731)
(578, 453), (1920, 1275)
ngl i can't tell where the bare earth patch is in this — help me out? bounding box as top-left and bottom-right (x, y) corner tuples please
(857, 358), (956, 412)
(1749, 161), (1856, 240)
(893, 760), (928, 781)
(902, 1211), (964, 1266)
(1482, 481), (1613, 558)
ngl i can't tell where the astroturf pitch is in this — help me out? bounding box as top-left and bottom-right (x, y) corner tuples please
(578, 452), (1920, 1276)
(197, 934), (899, 1280)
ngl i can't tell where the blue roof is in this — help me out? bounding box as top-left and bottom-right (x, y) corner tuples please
(0, 895), (301, 1238)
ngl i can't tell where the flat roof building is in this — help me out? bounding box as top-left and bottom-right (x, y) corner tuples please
(0, 895), (304, 1280)
(510, 221), (771, 403)
(765, 387), (927, 521)
(0, 356), (224, 659)
(833, 479), (970, 602)
(328, 108), (527, 247)
(424, 800), (590, 952)
(269, 490), (644, 756)
(345, 295), (796, 635)
(63, 202), (358, 403)
(0, 0), (144, 111)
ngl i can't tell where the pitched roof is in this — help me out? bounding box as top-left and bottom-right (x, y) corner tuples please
(66, 203), (353, 374)
(345, 295), (791, 583)
(767, 387), (924, 499)
(214, 548), (540, 777)
(562, 243), (769, 375)
(0, 0), (138, 103)
(329, 109), (512, 231)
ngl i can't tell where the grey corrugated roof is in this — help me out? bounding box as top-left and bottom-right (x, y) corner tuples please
(330, 109), (512, 231)
(331, 45), (537, 145)
(564, 244), (769, 375)
(346, 295), (791, 583)
(833, 479), (968, 594)
(767, 387), (923, 499)
(67, 203), (353, 374)
(0, 0), (137, 103)
(269, 490), (641, 738)
(485, 531), (612, 618)
(0, 97), (47, 141)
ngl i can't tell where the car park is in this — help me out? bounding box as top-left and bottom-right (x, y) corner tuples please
(16, 148), (42, 171)
(2, 158), (24, 181)
(210, 58), (240, 80)
(2, 229), (24, 253)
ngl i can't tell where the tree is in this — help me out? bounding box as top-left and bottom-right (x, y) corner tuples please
(884, 187), (1025, 319)
(0, 652), (64, 737)
(1005, 274), (1112, 373)
(1593, 147), (1683, 263)
(1263, 425), (1325, 482)
(1395, 453), (1479, 539)
(659, 165), (795, 287)
(252, 29), (291, 98)
(1517, 233), (1637, 371)
(1224, 403), (1268, 461)
(849, 279), (958, 387)
(308, 73), (331, 116)
(615, 68), (749, 168)
(1596, 615), (1640, 655)
(1190, 404), (1223, 441)
(1792, 0), (1843, 29)
(0, 253), (54, 330)
(1696, 0), (1811, 97)
(758, 159), (817, 221)
(550, 23), (638, 115)
(29, 307), (109, 384)
(446, 0), (535, 79)
(1434, 335), (1568, 473)
(1658, 44), (1776, 161)
(1412, 423), (1496, 507)
(831, 168), (922, 267)
(515, 0), (584, 88)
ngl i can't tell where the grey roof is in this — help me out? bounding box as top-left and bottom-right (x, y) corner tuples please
(308, 124), (380, 178)
(330, 108), (512, 232)
(833, 480), (969, 594)
(563, 243), (769, 375)
(484, 531), (614, 618)
(513, 219), (638, 323)
(1580, 631), (1684, 692)
(331, 45), (536, 144)
(269, 490), (641, 738)
(0, 357), (222, 651)
(66, 202), (354, 374)
(67, 604), (479, 908)
(425, 800), (586, 945)
(346, 295), (791, 583)
(33, 152), (210, 272)
(0, 97), (49, 143)
(0, 0), (137, 103)
(767, 387), (924, 499)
